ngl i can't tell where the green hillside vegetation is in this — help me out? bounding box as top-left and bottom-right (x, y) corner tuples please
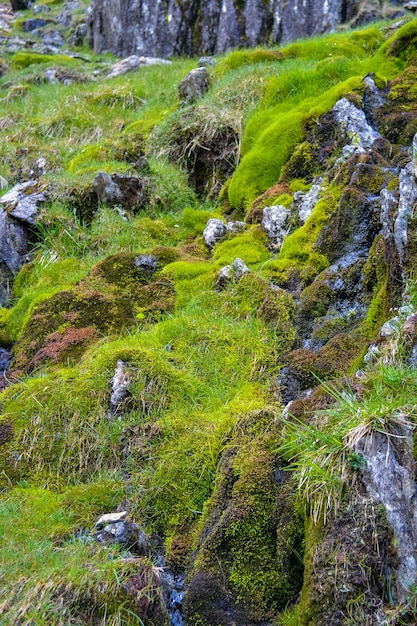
(1, 5), (417, 624)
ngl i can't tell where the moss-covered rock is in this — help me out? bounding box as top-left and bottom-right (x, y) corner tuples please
(183, 409), (304, 625)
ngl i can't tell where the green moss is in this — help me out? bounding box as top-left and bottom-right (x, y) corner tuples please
(228, 77), (362, 210)
(10, 52), (76, 68)
(216, 48), (284, 74)
(212, 229), (270, 266)
(160, 260), (215, 281)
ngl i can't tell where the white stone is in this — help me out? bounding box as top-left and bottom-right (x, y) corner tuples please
(96, 511), (128, 529)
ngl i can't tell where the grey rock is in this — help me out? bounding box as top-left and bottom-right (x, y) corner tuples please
(68, 22), (87, 47)
(232, 257), (250, 281)
(109, 360), (131, 414)
(0, 209), (29, 305)
(134, 254), (158, 274)
(92, 171), (148, 211)
(203, 218), (227, 248)
(394, 162), (417, 265)
(292, 177), (323, 224)
(0, 348), (12, 372)
(215, 265), (232, 290)
(225, 220), (245, 234)
(108, 54), (171, 78)
(363, 344), (381, 363)
(356, 422), (417, 600)
(33, 4), (51, 13)
(380, 316), (400, 337)
(41, 30), (65, 48)
(198, 56), (216, 67)
(333, 98), (381, 152)
(95, 519), (148, 555)
(23, 18), (52, 32)
(261, 205), (290, 250)
(0, 180), (49, 225)
(87, 0), (396, 58)
(178, 67), (209, 104)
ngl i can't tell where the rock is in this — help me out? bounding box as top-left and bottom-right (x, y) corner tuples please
(292, 177), (323, 223)
(0, 348), (12, 373)
(363, 344), (381, 363)
(215, 264), (232, 290)
(96, 511), (128, 528)
(356, 422), (417, 600)
(134, 254), (158, 275)
(232, 257), (250, 281)
(413, 131), (417, 177)
(178, 67), (209, 104)
(40, 30), (65, 48)
(109, 360), (131, 414)
(203, 218), (227, 248)
(394, 162), (417, 264)
(380, 316), (400, 337)
(261, 205), (290, 250)
(108, 55), (171, 78)
(198, 56), (216, 67)
(92, 171), (148, 211)
(23, 19), (52, 32)
(215, 258), (250, 290)
(87, 0), (404, 58)
(95, 519), (149, 555)
(0, 209), (29, 305)
(68, 22), (87, 47)
(333, 97), (381, 153)
(0, 180), (49, 225)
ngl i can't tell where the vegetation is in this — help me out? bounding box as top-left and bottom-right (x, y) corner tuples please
(1, 4), (417, 624)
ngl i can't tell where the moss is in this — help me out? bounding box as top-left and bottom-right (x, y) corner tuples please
(10, 52), (76, 68)
(227, 77), (362, 210)
(12, 253), (176, 369)
(280, 141), (320, 183)
(383, 17), (417, 64)
(216, 48), (284, 74)
(184, 410), (304, 623)
(212, 229), (270, 266)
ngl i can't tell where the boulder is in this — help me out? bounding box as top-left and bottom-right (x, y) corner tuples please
(203, 218), (227, 248)
(92, 172), (148, 211)
(178, 67), (209, 104)
(261, 205), (290, 250)
(0, 180), (49, 225)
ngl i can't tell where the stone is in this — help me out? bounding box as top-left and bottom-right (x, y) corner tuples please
(0, 348), (11, 373)
(178, 67), (209, 104)
(333, 98), (381, 152)
(96, 511), (128, 528)
(292, 177), (323, 223)
(232, 257), (250, 281)
(109, 360), (131, 414)
(87, 0), (404, 58)
(380, 316), (400, 337)
(394, 162), (417, 264)
(95, 518), (149, 555)
(261, 205), (290, 250)
(203, 218), (227, 248)
(0, 209), (29, 305)
(23, 19), (52, 32)
(215, 265), (232, 290)
(92, 171), (148, 211)
(356, 422), (417, 600)
(108, 55), (171, 78)
(198, 56), (216, 67)
(0, 180), (49, 225)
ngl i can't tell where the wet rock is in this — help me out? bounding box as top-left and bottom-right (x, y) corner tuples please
(0, 210), (29, 305)
(92, 171), (148, 211)
(215, 264), (232, 290)
(178, 67), (209, 104)
(87, 0), (400, 58)
(0, 180), (49, 225)
(261, 204), (290, 250)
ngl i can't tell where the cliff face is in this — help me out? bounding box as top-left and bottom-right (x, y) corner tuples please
(87, 0), (407, 57)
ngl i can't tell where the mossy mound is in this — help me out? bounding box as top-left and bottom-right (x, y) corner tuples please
(183, 409), (304, 624)
(12, 251), (177, 369)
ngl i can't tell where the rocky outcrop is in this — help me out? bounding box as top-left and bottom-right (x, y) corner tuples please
(87, 0), (409, 57)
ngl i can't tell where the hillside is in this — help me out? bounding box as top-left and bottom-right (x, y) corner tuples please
(1, 3), (417, 625)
